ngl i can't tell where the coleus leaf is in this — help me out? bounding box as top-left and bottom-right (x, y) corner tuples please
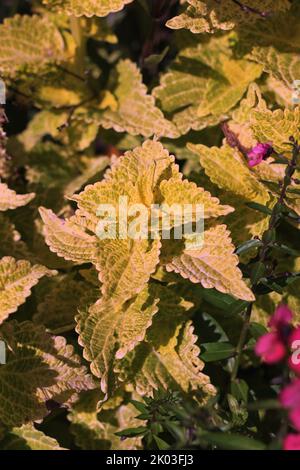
(188, 144), (270, 204)
(250, 107), (300, 154)
(0, 15), (65, 77)
(116, 319), (216, 401)
(0, 214), (29, 259)
(166, 0), (290, 34)
(68, 390), (142, 450)
(238, 5), (300, 88)
(33, 274), (99, 334)
(87, 60), (179, 138)
(76, 286), (160, 392)
(0, 320), (95, 428)
(17, 110), (69, 152)
(0, 425), (66, 450)
(166, 224), (255, 301)
(0, 257), (56, 325)
(250, 47), (300, 90)
(0, 183), (35, 211)
(76, 283), (194, 394)
(153, 37), (262, 135)
(42, 0), (134, 17)
(39, 140), (231, 305)
(159, 178), (234, 219)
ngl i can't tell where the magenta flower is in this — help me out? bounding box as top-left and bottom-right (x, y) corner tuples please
(269, 304), (293, 329)
(283, 434), (300, 450)
(280, 379), (300, 409)
(247, 143), (273, 167)
(255, 332), (286, 364)
(289, 408), (300, 432)
(255, 305), (292, 364)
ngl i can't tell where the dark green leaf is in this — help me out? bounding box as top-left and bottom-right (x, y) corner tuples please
(246, 202), (273, 215)
(115, 426), (148, 437)
(236, 239), (262, 255)
(200, 342), (235, 362)
(153, 435), (170, 450)
(201, 432), (266, 450)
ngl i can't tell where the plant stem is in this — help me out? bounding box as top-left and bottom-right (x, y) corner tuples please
(231, 0), (269, 17)
(70, 16), (86, 78)
(231, 303), (253, 381)
(231, 140), (300, 382)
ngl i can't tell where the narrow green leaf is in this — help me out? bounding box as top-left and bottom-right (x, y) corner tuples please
(153, 435), (170, 450)
(115, 427), (148, 438)
(201, 432), (266, 450)
(249, 322), (268, 340)
(236, 239), (262, 255)
(200, 342), (235, 362)
(246, 202), (273, 215)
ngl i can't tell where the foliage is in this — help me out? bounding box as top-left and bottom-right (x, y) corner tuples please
(0, 0), (300, 451)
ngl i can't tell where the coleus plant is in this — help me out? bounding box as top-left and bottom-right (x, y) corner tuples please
(0, 0), (300, 451)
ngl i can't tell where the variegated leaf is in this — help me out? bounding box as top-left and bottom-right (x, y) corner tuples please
(0, 321), (95, 427)
(0, 425), (66, 450)
(0, 257), (56, 325)
(43, 0), (134, 17)
(167, 0), (290, 34)
(0, 15), (65, 77)
(166, 224), (255, 301)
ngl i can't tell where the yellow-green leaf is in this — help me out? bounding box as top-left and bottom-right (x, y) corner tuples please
(43, 0), (134, 17)
(0, 321), (95, 427)
(188, 144), (270, 204)
(166, 224), (255, 301)
(77, 286), (160, 392)
(0, 425), (66, 450)
(91, 60), (179, 138)
(0, 183), (35, 211)
(69, 390), (141, 450)
(0, 15), (65, 77)
(167, 0), (290, 34)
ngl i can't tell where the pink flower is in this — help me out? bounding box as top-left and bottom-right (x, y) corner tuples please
(283, 434), (300, 450)
(280, 380), (300, 409)
(255, 332), (286, 364)
(269, 304), (293, 329)
(289, 408), (300, 432)
(288, 328), (300, 375)
(247, 143), (273, 167)
(255, 305), (292, 364)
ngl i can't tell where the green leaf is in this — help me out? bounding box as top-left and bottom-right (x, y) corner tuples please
(69, 390), (143, 450)
(0, 15), (65, 77)
(0, 321), (94, 428)
(0, 425), (66, 450)
(153, 435), (170, 450)
(231, 379), (249, 403)
(129, 399), (148, 414)
(246, 202), (272, 215)
(167, 0), (290, 34)
(201, 432), (266, 450)
(88, 60), (179, 138)
(236, 239), (263, 255)
(115, 426), (148, 437)
(249, 322), (268, 340)
(43, 0), (134, 17)
(200, 342), (235, 362)
(153, 36), (262, 135)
